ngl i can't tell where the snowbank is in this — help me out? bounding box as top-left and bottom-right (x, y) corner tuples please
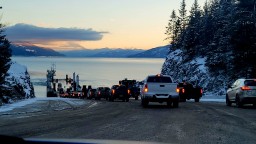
(1, 62), (35, 104)
(0, 98), (87, 113)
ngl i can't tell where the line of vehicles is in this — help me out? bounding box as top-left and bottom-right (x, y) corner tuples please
(59, 78), (141, 102)
(58, 74), (203, 108)
(58, 74), (256, 108)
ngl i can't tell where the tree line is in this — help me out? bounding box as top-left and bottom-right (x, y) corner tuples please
(165, 0), (256, 83)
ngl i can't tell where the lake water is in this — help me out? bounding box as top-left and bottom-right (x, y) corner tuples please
(12, 57), (165, 98)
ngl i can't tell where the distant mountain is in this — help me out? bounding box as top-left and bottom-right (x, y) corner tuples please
(59, 48), (145, 58)
(11, 44), (64, 57)
(127, 45), (170, 58)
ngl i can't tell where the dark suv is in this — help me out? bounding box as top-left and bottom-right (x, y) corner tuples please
(96, 87), (110, 100)
(87, 89), (96, 99)
(109, 85), (129, 102)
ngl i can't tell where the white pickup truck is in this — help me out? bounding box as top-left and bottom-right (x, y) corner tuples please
(141, 74), (179, 108)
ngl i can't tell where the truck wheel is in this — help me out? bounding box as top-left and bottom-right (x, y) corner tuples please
(180, 98), (186, 102)
(141, 99), (148, 108)
(167, 101), (172, 108)
(194, 98), (199, 102)
(173, 101), (179, 108)
(226, 95), (232, 106)
(109, 97), (113, 102)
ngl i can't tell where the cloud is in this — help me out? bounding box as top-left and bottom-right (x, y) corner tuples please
(5, 23), (108, 42)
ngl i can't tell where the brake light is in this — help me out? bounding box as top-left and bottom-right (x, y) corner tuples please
(182, 88), (185, 93)
(176, 88), (180, 93)
(144, 84), (148, 92)
(98, 92), (100, 95)
(241, 86), (251, 90)
(128, 89), (130, 94)
(200, 89), (203, 94)
(112, 89), (115, 94)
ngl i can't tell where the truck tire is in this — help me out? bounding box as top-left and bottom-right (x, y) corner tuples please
(173, 101), (179, 108)
(167, 101), (172, 108)
(109, 96), (114, 102)
(194, 97), (199, 102)
(180, 98), (186, 102)
(141, 99), (148, 108)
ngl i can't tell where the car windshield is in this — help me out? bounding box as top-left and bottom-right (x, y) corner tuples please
(0, 0), (255, 144)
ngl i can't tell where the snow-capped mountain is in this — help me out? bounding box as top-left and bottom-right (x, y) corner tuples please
(10, 44), (64, 57)
(59, 48), (144, 58)
(128, 45), (169, 58)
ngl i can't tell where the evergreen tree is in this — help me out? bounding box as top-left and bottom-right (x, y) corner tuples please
(0, 22), (12, 96)
(179, 0), (187, 31)
(182, 0), (202, 60)
(165, 10), (178, 50)
(231, 0), (256, 78)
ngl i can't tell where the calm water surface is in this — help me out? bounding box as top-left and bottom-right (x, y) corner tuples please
(12, 57), (165, 97)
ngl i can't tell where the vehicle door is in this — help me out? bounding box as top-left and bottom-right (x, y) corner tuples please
(228, 80), (238, 101)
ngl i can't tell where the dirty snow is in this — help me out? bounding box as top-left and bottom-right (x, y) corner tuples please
(0, 98), (87, 112)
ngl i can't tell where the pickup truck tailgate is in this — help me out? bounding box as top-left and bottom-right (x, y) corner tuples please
(147, 82), (177, 95)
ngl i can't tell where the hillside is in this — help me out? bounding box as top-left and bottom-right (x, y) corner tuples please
(11, 44), (64, 57)
(59, 48), (144, 58)
(128, 45), (169, 58)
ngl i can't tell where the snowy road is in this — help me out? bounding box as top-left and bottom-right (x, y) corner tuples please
(0, 98), (255, 144)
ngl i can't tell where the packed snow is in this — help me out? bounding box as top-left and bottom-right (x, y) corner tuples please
(0, 97), (88, 113)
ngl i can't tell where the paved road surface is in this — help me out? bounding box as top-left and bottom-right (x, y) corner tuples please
(0, 99), (255, 144)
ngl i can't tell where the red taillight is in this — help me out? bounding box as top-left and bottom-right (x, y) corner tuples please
(182, 88), (185, 93)
(128, 89), (130, 94)
(144, 84), (148, 92)
(98, 92), (101, 95)
(112, 89), (115, 94)
(241, 86), (251, 90)
(200, 89), (203, 94)
(176, 88), (180, 93)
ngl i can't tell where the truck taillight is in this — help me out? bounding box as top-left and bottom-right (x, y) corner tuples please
(241, 86), (251, 91)
(128, 89), (130, 94)
(144, 84), (148, 92)
(112, 89), (115, 94)
(200, 89), (203, 94)
(182, 88), (185, 93)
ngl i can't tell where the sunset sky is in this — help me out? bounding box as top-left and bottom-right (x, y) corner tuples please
(2, 0), (205, 50)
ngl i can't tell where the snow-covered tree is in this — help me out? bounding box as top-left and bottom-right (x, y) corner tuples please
(0, 13), (12, 97)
